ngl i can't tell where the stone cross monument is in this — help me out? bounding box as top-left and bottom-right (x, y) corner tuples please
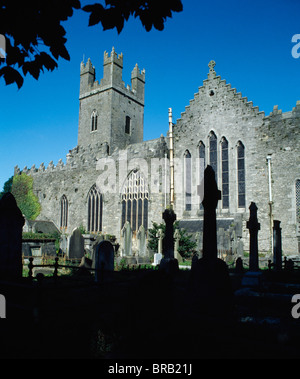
(202, 165), (221, 261)
(246, 202), (260, 272)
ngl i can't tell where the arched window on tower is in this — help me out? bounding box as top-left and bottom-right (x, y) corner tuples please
(121, 170), (148, 232)
(296, 179), (300, 223)
(209, 131), (218, 183)
(60, 195), (68, 229)
(221, 137), (229, 209)
(184, 150), (192, 211)
(237, 141), (245, 208)
(87, 184), (103, 232)
(198, 141), (205, 209)
(91, 110), (98, 132)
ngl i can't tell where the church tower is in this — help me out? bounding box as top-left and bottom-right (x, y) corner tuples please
(78, 48), (145, 153)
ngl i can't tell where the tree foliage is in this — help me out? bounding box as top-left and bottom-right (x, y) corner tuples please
(0, 0), (183, 88)
(148, 220), (197, 259)
(11, 173), (41, 220)
(0, 175), (13, 199)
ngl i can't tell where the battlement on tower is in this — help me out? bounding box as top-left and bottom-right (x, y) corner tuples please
(80, 48), (145, 104)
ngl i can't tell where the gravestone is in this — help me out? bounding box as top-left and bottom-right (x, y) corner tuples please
(174, 228), (183, 263)
(60, 234), (68, 254)
(154, 252), (162, 265)
(247, 202), (260, 272)
(91, 234), (104, 265)
(137, 225), (146, 257)
(122, 221), (132, 256)
(156, 228), (164, 254)
(191, 166), (233, 317)
(241, 202), (264, 288)
(68, 228), (84, 259)
(94, 240), (114, 282)
(159, 207), (179, 273)
(0, 193), (25, 279)
(273, 220), (282, 271)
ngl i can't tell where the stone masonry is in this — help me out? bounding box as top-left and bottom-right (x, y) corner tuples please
(14, 50), (300, 256)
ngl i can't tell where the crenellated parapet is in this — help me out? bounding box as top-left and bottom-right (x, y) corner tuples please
(79, 47), (145, 104)
(14, 141), (112, 178)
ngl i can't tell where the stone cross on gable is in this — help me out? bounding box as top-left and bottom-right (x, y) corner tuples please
(208, 60), (216, 71)
(208, 60), (216, 79)
(202, 165), (221, 261)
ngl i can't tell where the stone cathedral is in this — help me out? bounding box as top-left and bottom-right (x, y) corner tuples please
(15, 48), (300, 257)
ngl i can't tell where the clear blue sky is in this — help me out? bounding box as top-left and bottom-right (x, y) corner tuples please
(0, 0), (299, 191)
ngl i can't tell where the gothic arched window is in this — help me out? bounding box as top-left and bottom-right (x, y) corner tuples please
(87, 184), (103, 232)
(121, 170), (148, 232)
(296, 179), (300, 223)
(60, 195), (68, 229)
(184, 150), (192, 211)
(221, 137), (229, 209)
(209, 131), (218, 183)
(237, 141), (245, 208)
(199, 141), (205, 209)
(91, 110), (98, 132)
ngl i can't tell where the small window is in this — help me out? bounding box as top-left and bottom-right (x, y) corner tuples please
(125, 116), (131, 134)
(91, 110), (98, 132)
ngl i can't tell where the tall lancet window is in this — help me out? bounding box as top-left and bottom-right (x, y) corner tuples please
(237, 141), (245, 208)
(296, 179), (300, 223)
(91, 110), (98, 132)
(184, 150), (192, 211)
(209, 131), (218, 183)
(221, 138), (229, 209)
(87, 184), (103, 232)
(60, 195), (68, 229)
(199, 142), (205, 209)
(121, 170), (149, 232)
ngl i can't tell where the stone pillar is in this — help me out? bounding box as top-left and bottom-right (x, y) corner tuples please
(273, 220), (282, 271)
(246, 202), (260, 272)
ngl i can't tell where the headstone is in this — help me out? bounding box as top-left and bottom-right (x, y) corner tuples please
(154, 252), (162, 265)
(162, 208), (176, 259)
(94, 240), (114, 282)
(137, 225), (146, 257)
(0, 193), (25, 279)
(68, 228), (84, 259)
(246, 202), (260, 272)
(122, 221), (132, 256)
(273, 220), (282, 271)
(191, 166), (233, 317)
(202, 165), (221, 261)
(159, 207), (178, 273)
(242, 202), (263, 288)
(174, 228), (183, 263)
(156, 228), (164, 254)
(60, 234), (68, 255)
